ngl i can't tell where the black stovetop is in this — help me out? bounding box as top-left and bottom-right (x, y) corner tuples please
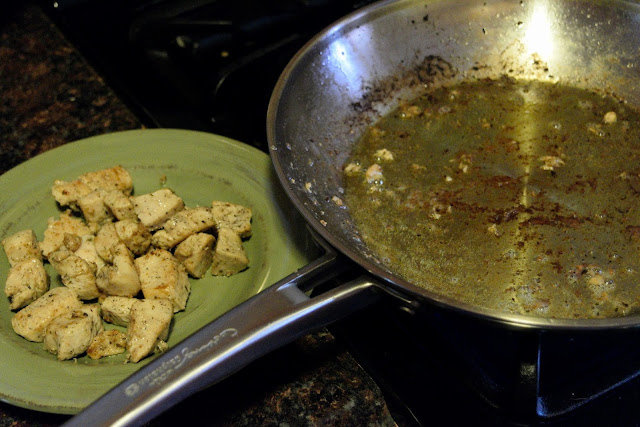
(39, 0), (640, 425)
(329, 294), (640, 426)
(41, 0), (376, 150)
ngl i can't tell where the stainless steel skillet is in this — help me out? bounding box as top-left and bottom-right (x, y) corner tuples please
(65, 0), (640, 425)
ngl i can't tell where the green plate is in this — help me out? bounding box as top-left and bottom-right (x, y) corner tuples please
(0, 129), (317, 414)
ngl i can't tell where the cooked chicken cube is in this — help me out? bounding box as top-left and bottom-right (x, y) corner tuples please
(87, 329), (127, 360)
(2, 229), (42, 266)
(151, 207), (216, 249)
(5, 258), (49, 310)
(77, 165), (133, 195)
(94, 222), (120, 263)
(51, 179), (92, 209)
(133, 188), (184, 231)
(40, 210), (92, 259)
(51, 166), (132, 209)
(126, 298), (173, 363)
(96, 217), (153, 260)
(174, 233), (215, 278)
(77, 189), (113, 233)
(73, 234), (106, 273)
(114, 219), (151, 256)
(48, 249), (101, 300)
(211, 201), (252, 238)
(100, 295), (137, 327)
(211, 228), (249, 276)
(11, 287), (82, 342)
(96, 243), (141, 297)
(103, 190), (137, 221)
(135, 249), (190, 312)
(43, 304), (103, 360)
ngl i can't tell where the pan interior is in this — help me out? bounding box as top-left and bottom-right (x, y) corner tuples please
(267, 0), (640, 325)
(343, 76), (640, 320)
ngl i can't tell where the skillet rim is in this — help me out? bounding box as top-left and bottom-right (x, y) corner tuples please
(266, 0), (640, 330)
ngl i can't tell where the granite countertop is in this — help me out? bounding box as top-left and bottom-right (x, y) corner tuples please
(0, 4), (396, 426)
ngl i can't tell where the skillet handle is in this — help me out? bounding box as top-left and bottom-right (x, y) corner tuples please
(63, 243), (380, 427)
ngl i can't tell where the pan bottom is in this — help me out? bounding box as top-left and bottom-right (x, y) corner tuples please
(344, 76), (640, 320)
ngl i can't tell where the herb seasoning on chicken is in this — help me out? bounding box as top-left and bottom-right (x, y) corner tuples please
(1, 165), (253, 362)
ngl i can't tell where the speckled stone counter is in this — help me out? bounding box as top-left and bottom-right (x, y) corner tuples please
(0, 5), (140, 175)
(0, 4), (396, 426)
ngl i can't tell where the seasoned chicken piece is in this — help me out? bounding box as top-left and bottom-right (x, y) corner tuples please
(51, 166), (133, 209)
(43, 304), (103, 360)
(11, 287), (82, 342)
(77, 189), (113, 233)
(135, 249), (190, 312)
(87, 329), (127, 360)
(94, 222), (120, 263)
(96, 218), (152, 259)
(174, 233), (215, 278)
(114, 219), (151, 256)
(40, 210), (92, 259)
(151, 207), (216, 249)
(2, 229), (42, 266)
(62, 232), (82, 252)
(51, 179), (92, 209)
(96, 243), (141, 297)
(100, 295), (137, 327)
(48, 249), (100, 300)
(77, 165), (133, 195)
(211, 228), (249, 276)
(5, 258), (49, 310)
(211, 201), (252, 238)
(126, 298), (173, 363)
(103, 190), (137, 221)
(74, 234), (107, 273)
(133, 188), (184, 231)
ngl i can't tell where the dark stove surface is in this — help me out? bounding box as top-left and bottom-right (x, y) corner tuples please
(330, 295), (640, 426)
(41, 0), (376, 150)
